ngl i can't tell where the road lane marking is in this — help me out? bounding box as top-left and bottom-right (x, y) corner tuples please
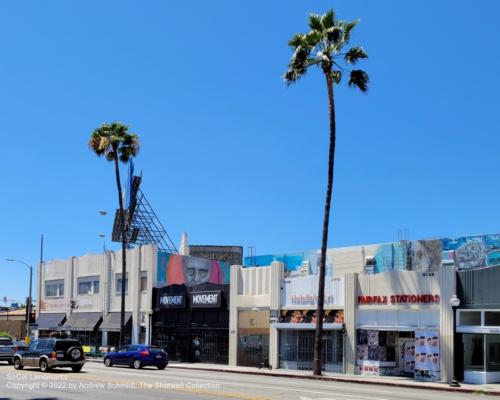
(0, 368), (270, 400)
(22, 367), (390, 400)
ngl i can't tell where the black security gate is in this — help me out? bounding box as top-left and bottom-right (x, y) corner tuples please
(191, 328), (228, 364)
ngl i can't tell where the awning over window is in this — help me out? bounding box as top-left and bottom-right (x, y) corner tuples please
(63, 312), (102, 332)
(36, 313), (66, 330)
(99, 312), (132, 332)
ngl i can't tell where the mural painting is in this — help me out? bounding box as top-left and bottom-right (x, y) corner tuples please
(245, 233), (500, 275)
(157, 252), (231, 287)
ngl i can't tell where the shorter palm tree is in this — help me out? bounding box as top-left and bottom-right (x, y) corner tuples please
(88, 122), (139, 347)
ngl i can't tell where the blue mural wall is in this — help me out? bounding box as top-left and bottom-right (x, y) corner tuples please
(244, 233), (500, 275)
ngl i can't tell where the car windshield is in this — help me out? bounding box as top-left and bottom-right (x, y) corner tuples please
(55, 340), (81, 350)
(0, 339), (13, 346)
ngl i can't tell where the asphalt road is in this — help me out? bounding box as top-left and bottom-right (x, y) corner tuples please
(0, 361), (480, 400)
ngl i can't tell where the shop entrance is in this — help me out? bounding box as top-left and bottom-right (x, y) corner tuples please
(279, 329), (343, 372)
(191, 328), (228, 364)
(356, 329), (415, 376)
(237, 309), (270, 367)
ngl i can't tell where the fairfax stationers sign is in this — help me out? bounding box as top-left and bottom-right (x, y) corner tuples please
(357, 294), (440, 305)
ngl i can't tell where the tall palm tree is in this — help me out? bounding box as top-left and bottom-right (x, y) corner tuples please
(284, 10), (369, 375)
(88, 122), (140, 347)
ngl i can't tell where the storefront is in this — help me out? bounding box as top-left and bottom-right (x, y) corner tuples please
(457, 265), (500, 384)
(275, 275), (345, 372)
(346, 268), (455, 382)
(35, 313), (67, 338)
(99, 312), (132, 348)
(62, 312), (103, 346)
(152, 284), (229, 364)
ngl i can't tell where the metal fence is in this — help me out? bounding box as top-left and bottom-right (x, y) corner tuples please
(279, 330), (343, 372)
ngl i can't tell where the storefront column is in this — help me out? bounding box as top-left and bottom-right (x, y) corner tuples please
(344, 272), (357, 374)
(438, 266), (455, 383)
(228, 265), (239, 366)
(102, 331), (108, 346)
(269, 261), (283, 369)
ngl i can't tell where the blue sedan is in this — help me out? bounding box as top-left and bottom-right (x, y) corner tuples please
(104, 345), (168, 369)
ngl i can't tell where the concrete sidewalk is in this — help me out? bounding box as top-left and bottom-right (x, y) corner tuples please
(166, 361), (500, 396)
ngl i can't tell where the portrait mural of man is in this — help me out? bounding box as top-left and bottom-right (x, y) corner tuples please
(157, 252), (230, 287)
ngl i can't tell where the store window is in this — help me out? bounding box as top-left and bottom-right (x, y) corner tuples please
(460, 311), (482, 326)
(485, 312), (500, 326)
(115, 273), (128, 294)
(487, 335), (500, 372)
(45, 279), (64, 297)
(78, 276), (100, 295)
(279, 329), (343, 372)
(463, 334), (484, 371)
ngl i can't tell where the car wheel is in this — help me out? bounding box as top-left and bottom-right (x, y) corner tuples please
(66, 346), (83, 361)
(104, 358), (113, 367)
(72, 365), (83, 372)
(39, 359), (50, 373)
(13, 358), (23, 370)
(8, 359), (13, 365)
(133, 359), (142, 369)
(157, 364), (166, 370)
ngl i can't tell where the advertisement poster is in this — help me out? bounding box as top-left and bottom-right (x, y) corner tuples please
(414, 331), (440, 381)
(278, 309), (344, 324)
(399, 338), (415, 376)
(357, 330), (400, 376)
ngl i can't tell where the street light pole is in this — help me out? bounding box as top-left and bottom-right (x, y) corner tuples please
(449, 294), (461, 387)
(5, 259), (33, 339)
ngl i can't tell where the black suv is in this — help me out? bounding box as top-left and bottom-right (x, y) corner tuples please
(13, 338), (85, 372)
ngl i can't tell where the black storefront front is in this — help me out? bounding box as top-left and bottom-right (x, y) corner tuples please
(152, 283), (229, 364)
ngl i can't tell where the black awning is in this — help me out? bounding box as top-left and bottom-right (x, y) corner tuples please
(62, 312), (102, 332)
(36, 313), (66, 330)
(99, 312), (132, 332)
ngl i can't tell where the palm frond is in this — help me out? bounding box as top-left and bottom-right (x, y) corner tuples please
(288, 33), (305, 48)
(331, 70), (342, 84)
(342, 19), (359, 45)
(348, 69), (369, 92)
(308, 13), (323, 32)
(321, 10), (335, 30)
(304, 30), (322, 47)
(326, 26), (343, 46)
(344, 47), (368, 64)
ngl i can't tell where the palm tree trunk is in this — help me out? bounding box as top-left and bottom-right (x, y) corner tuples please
(313, 71), (336, 376)
(114, 156), (127, 348)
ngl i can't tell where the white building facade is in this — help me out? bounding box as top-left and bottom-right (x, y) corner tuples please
(36, 245), (156, 347)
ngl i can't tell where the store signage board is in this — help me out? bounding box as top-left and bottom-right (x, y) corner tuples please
(281, 276), (344, 307)
(158, 293), (186, 309)
(357, 294), (440, 305)
(190, 290), (222, 308)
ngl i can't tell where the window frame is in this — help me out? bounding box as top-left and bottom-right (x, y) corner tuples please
(77, 276), (100, 296)
(45, 279), (65, 298)
(115, 273), (129, 295)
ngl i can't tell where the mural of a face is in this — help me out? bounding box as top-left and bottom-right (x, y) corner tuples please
(184, 257), (212, 286)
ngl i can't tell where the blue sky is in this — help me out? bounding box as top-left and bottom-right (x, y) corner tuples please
(1, 1), (499, 304)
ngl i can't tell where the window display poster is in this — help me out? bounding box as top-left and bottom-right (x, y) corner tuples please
(356, 330), (397, 372)
(399, 338), (415, 376)
(414, 331), (440, 382)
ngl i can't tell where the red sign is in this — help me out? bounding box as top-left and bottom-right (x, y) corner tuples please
(357, 294), (440, 305)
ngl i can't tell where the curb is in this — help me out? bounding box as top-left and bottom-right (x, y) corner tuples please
(86, 358), (500, 396)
